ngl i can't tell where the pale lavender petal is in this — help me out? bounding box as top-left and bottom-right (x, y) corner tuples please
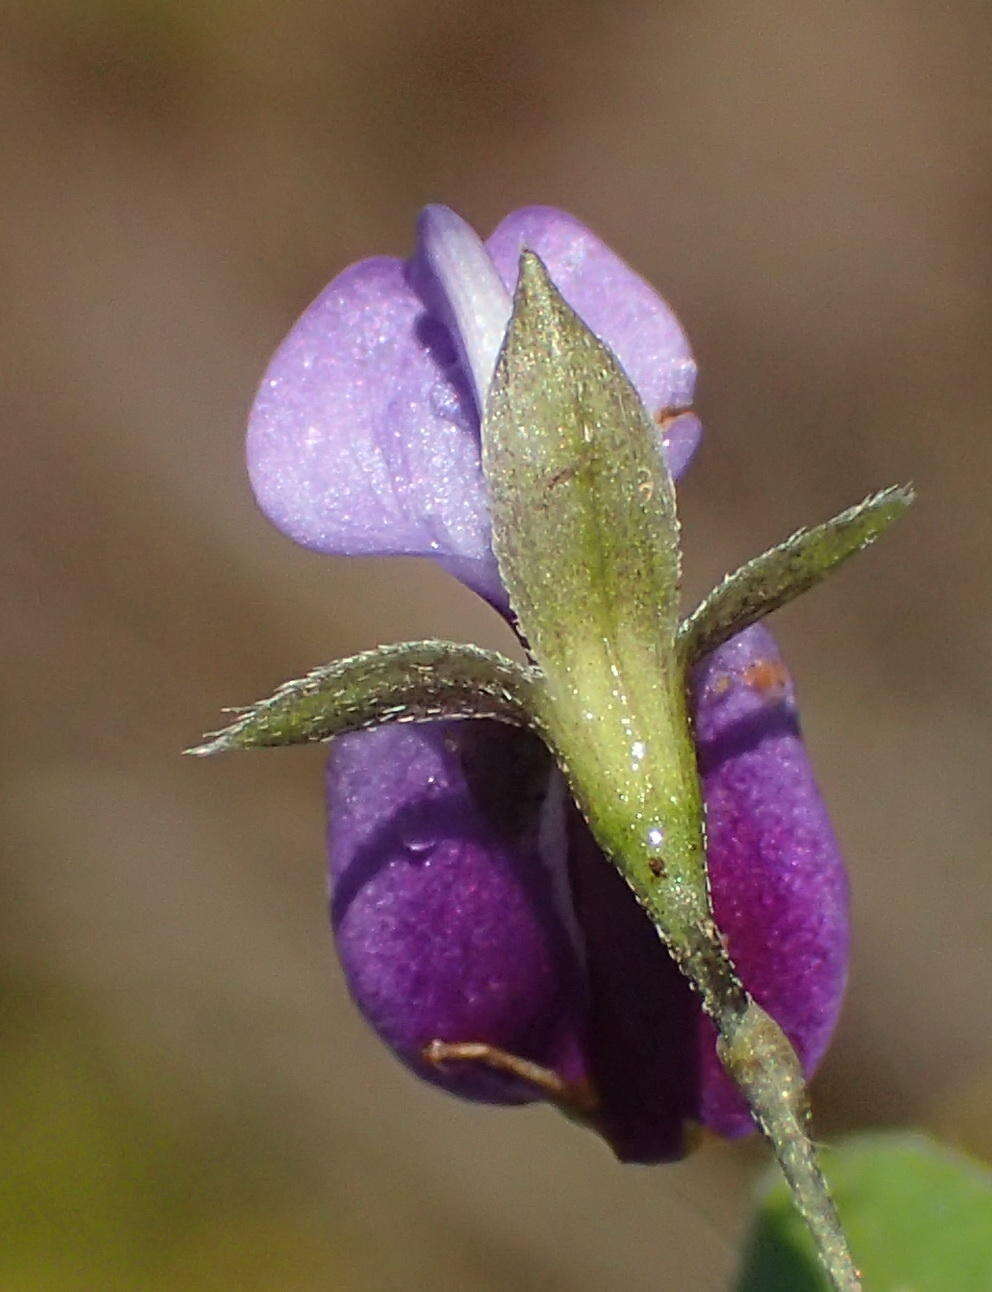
(486, 206), (702, 477)
(656, 410), (703, 482)
(327, 720), (590, 1104)
(414, 205), (511, 414)
(691, 625), (850, 1137)
(246, 255), (504, 605)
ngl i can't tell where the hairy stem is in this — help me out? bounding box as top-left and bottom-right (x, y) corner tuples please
(657, 966), (857, 1292)
(717, 1000), (860, 1290)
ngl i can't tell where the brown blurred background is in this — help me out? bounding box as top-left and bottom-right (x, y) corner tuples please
(2, 1), (990, 1287)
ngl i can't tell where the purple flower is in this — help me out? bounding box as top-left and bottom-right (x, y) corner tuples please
(247, 206), (849, 1161)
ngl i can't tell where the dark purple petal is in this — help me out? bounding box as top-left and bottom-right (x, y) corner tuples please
(322, 628), (847, 1147)
(567, 808), (698, 1163)
(246, 254), (505, 605)
(486, 206), (702, 477)
(326, 720), (590, 1104)
(691, 624), (850, 1137)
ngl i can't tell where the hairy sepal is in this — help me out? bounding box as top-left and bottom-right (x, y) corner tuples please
(187, 641), (541, 755)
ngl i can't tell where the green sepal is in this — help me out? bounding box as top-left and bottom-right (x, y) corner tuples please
(185, 641), (540, 756)
(481, 251), (713, 958)
(679, 485), (915, 664)
(484, 251), (682, 659)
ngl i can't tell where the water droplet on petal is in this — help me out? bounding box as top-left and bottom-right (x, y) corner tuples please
(401, 825), (437, 860)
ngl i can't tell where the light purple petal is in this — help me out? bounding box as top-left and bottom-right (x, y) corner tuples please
(690, 625), (850, 1137)
(486, 206), (702, 477)
(247, 207), (702, 614)
(246, 255), (505, 605)
(326, 720), (590, 1104)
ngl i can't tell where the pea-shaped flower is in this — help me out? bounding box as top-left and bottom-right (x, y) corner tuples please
(195, 204), (911, 1291)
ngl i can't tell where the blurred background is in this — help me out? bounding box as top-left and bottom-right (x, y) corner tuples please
(2, 1), (990, 1287)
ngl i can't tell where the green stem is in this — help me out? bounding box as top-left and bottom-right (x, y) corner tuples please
(717, 1000), (861, 1292)
(653, 918), (860, 1291)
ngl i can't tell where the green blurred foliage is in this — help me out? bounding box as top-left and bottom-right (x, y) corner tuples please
(737, 1132), (992, 1291)
(928, 1067), (992, 1169)
(0, 973), (359, 1290)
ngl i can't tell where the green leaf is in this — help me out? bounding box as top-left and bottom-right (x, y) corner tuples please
(680, 485), (915, 664)
(186, 641), (540, 755)
(738, 1131), (992, 1291)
